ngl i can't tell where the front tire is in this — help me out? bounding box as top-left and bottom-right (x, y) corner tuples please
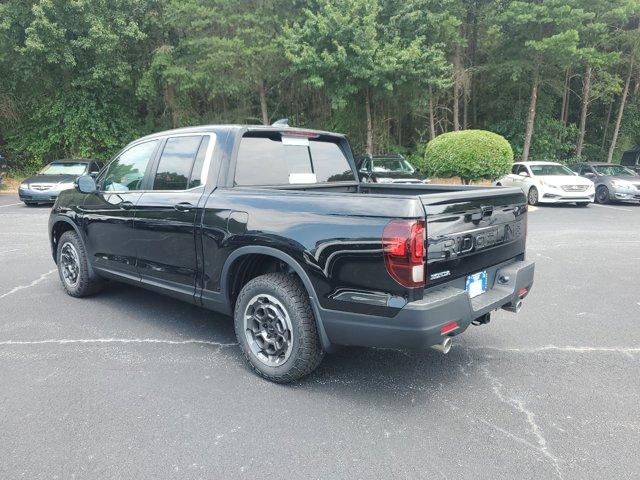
(234, 272), (324, 383)
(56, 230), (103, 297)
(595, 185), (610, 204)
(527, 186), (539, 206)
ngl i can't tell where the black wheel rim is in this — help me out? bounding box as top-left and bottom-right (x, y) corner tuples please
(596, 188), (607, 203)
(243, 294), (293, 367)
(60, 242), (80, 287)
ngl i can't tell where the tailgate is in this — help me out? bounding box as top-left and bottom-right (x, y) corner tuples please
(420, 187), (527, 287)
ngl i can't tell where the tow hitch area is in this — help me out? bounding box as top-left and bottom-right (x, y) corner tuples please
(472, 313), (491, 326)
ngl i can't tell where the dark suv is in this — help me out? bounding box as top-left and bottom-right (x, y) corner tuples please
(356, 154), (427, 184)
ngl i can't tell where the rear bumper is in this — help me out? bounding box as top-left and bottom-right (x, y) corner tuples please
(320, 259), (535, 350)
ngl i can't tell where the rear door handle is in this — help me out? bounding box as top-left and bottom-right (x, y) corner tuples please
(119, 201), (134, 210)
(174, 202), (194, 212)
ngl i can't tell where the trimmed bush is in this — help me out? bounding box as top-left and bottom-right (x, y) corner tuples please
(423, 130), (514, 184)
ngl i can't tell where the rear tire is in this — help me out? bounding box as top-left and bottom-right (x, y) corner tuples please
(234, 272), (324, 383)
(527, 186), (539, 206)
(595, 185), (610, 204)
(56, 230), (103, 297)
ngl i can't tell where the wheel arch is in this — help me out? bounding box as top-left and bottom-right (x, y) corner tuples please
(221, 246), (332, 350)
(50, 217), (83, 263)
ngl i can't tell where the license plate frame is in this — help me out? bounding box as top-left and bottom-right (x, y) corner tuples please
(466, 271), (488, 298)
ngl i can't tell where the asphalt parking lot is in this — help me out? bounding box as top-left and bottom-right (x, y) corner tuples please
(0, 193), (639, 479)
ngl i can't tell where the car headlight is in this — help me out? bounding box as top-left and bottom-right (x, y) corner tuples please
(19, 183), (29, 190)
(611, 179), (634, 189)
(540, 181), (559, 189)
(377, 177), (393, 183)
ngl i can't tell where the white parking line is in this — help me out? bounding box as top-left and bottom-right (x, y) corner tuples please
(0, 269), (56, 299)
(592, 204), (634, 212)
(0, 203), (23, 208)
(0, 338), (237, 347)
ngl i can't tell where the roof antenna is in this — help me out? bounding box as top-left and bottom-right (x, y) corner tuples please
(272, 118), (289, 127)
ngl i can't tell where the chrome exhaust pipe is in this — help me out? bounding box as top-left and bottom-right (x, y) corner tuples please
(431, 337), (452, 354)
(502, 299), (523, 313)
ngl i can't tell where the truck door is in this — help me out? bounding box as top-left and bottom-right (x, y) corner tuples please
(83, 139), (160, 279)
(133, 134), (215, 302)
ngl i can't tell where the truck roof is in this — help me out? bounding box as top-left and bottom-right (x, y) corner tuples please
(135, 124), (346, 143)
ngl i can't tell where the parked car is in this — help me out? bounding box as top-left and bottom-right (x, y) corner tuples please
(49, 125), (534, 382)
(495, 161), (594, 206)
(19, 159), (103, 206)
(621, 146), (640, 174)
(572, 162), (640, 204)
(356, 153), (428, 184)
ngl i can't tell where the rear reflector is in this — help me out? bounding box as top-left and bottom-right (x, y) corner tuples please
(382, 219), (426, 288)
(440, 321), (459, 335)
(518, 287), (528, 298)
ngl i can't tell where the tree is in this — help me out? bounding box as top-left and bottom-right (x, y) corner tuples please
(283, 0), (429, 154)
(493, 0), (590, 161)
(423, 129), (513, 183)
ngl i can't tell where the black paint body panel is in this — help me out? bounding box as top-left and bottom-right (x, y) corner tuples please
(49, 125), (532, 350)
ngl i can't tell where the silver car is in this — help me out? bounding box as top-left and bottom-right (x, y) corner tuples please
(573, 162), (640, 204)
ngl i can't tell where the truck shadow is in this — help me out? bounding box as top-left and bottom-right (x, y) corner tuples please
(94, 282), (479, 401)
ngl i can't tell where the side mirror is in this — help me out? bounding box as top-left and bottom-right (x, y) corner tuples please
(518, 171), (529, 177)
(584, 172), (595, 178)
(75, 175), (97, 194)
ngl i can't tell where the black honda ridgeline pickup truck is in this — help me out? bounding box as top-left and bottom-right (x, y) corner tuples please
(49, 125), (534, 382)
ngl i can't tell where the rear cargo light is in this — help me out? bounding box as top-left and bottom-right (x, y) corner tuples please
(382, 219), (426, 288)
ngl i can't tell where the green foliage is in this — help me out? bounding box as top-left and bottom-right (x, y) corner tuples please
(423, 130), (514, 183)
(0, 0), (639, 171)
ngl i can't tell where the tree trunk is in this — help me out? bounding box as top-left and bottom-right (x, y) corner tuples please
(469, 1), (478, 127)
(575, 64), (591, 158)
(601, 100), (613, 150)
(521, 73), (539, 162)
(452, 43), (461, 131)
(164, 83), (179, 128)
(365, 89), (373, 154)
(560, 68), (570, 126)
(607, 58), (634, 163)
(259, 81), (269, 125)
(428, 86), (436, 140)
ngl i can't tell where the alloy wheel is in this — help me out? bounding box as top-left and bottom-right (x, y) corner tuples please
(60, 242), (80, 288)
(243, 294), (294, 367)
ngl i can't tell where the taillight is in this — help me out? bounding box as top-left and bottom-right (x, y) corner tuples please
(382, 219), (426, 288)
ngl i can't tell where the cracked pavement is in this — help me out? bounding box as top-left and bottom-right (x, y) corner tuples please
(0, 193), (639, 479)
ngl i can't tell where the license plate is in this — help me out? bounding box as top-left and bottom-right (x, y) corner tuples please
(466, 271), (487, 298)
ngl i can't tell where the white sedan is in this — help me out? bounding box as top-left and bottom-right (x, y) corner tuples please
(495, 161), (595, 206)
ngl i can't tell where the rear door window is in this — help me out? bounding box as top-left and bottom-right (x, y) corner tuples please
(234, 134), (354, 186)
(153, 136), (203, 190)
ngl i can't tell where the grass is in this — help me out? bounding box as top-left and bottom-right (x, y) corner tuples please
(0, 175), (20, 193)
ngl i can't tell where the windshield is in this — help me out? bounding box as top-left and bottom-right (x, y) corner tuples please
(372, 158), (415, 174)
(530, 164), (574, 176)
(593, 165), (635, 176)
(39, 162), (87, 175)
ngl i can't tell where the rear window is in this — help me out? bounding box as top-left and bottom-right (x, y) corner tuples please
(234, 134), (354, 186)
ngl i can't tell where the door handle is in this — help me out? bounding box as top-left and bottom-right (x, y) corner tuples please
(174, 202), (194, 212)
(119, 201), (134, 210)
